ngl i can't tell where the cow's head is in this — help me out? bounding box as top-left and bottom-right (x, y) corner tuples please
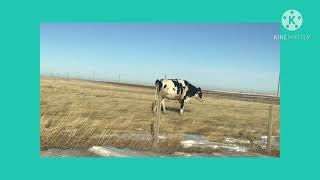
(195, 87), (203, 102)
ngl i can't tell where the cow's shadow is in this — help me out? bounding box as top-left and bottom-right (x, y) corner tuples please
(165, 107), (191, 113)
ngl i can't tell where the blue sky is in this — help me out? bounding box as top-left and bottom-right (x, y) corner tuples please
(40, 23), (280, 94)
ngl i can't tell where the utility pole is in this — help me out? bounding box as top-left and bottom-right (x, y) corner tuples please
(267, 105), (274, 155)
(165, 74), (167, 79)
(118, 73), (120, 83)
(277, 73), (280, 98)
(267, 72), (280, 156)
(92, 72), (95, 81)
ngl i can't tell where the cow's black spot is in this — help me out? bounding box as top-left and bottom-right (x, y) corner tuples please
(164, 85), (167, 88)
(198, 87), (202, 98)
(183, 80), (189, 86)
(155, 79), (162, 93)
(186, 84), (198, 97)
(171, 79), (183, 94)
(182, 94), (188, 101)
(180, 102), (184, 109)
(198, 92), (203, 99)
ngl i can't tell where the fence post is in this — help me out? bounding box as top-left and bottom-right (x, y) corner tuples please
(152, 93), (161, 150)
(267, 105), (274, 155)
(277, 74), (280, 98)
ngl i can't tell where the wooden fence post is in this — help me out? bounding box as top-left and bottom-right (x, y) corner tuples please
(152, 93), (161, 150)
(267, 105), (274, 155)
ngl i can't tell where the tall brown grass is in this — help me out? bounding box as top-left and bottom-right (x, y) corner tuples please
(41, 78), (280, 156)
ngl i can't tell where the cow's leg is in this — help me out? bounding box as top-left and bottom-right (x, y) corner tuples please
(161, 99), (167, 113)
(179, 96), (189, 115)
(180, 102), (185, 115)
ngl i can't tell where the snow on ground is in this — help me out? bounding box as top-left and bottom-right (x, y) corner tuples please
(41, 134), (276, 157)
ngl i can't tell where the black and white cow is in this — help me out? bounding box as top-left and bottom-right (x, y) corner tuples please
(153, 79), (203, 115)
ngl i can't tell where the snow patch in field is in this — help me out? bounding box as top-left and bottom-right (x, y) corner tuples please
(88, 146), (111, 157)
(181, 140), (198, 147)
(224, 138), (250, 144)
(261, 136), (268, 139)
(220, 145), (247, 152)
(209, 145), (219, 149)
(158, 135), (166, 139)
(181, 134), (249, 152)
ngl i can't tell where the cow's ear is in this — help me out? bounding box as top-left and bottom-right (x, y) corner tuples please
(198, 87), (201, 92)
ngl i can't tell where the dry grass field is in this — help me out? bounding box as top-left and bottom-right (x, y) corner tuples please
(40, 77), (280, 155)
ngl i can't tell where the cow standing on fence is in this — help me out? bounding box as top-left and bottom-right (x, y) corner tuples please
(153, 79), (203, 115)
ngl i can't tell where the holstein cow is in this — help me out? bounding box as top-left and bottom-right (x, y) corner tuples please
(153, 79), (203, 115)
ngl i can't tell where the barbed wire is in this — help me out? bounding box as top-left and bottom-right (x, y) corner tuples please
(41, 98), (280, 112)
(41, 106), (280, 122)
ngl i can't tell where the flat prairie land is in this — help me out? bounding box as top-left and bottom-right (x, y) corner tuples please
(40, 77), (280, 155)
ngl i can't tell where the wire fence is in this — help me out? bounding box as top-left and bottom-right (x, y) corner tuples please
(41, 75), (280, 125)
(41, 71), (163, 87)
(41, 100), (279, 113)
(41, 71), (280, 155)
(40, 71), (280, 99)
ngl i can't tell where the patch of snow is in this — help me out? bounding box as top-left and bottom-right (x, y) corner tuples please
(181, 140), (197, 147)
(174, 152), (192, 157)
(261, 136), (268, 139)
(88, 146), (111, 157)
(211, 153), (224, 157)
(181, 134), (249, 153)
(220, 145), (247, 152)
(209, 145), (219, 149)
(224, 138), (250, 144)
